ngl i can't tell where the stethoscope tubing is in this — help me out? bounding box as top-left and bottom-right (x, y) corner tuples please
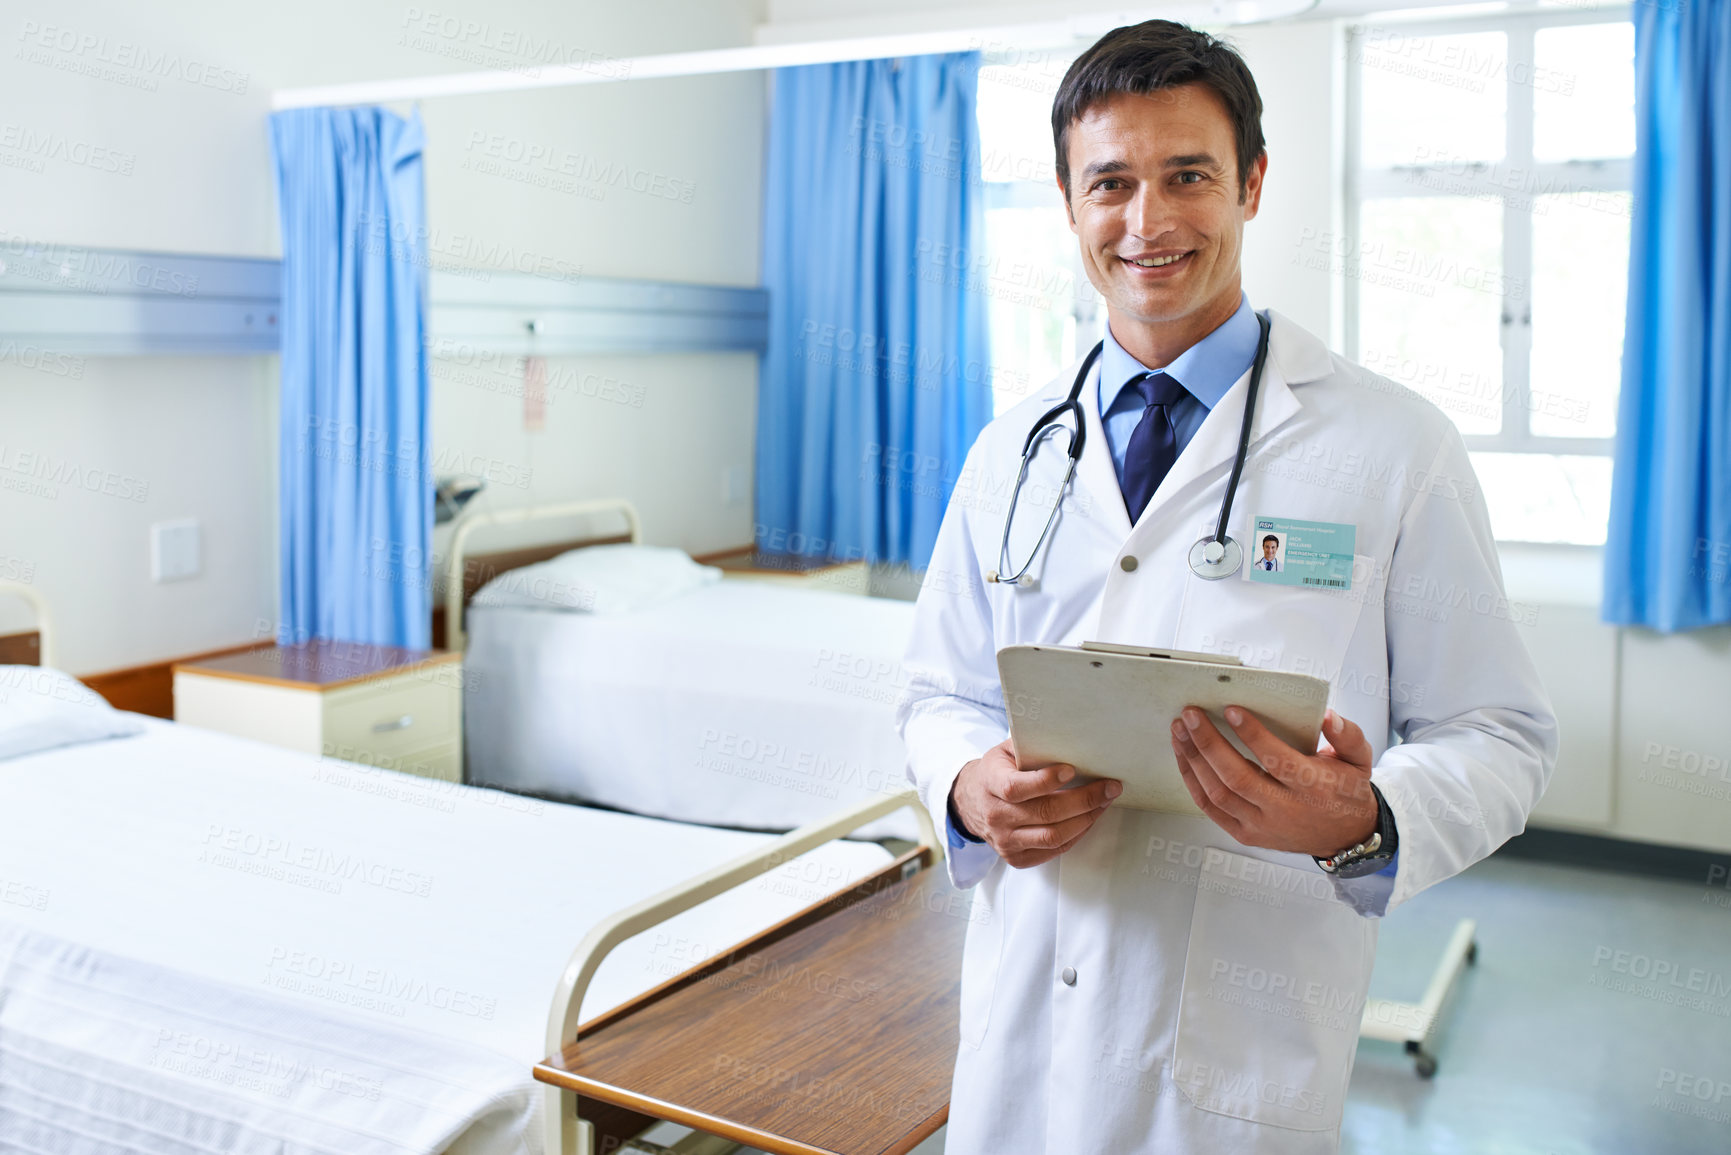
(1210, 311), (1272, 549)
(995, 312), (1272, 584)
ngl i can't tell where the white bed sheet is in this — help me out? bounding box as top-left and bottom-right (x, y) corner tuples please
(0, 718), (892, 1155)
(464, 581), (921, 839)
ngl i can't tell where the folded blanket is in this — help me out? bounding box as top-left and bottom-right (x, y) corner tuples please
(0, 923), (537, 1155)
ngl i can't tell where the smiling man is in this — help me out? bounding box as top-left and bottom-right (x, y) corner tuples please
(895, 19), (1556, 1155)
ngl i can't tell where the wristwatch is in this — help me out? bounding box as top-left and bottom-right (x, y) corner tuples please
(1315, 783), (1399, 878)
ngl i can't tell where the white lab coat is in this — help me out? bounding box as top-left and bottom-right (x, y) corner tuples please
(896, 310), (1557, 1154)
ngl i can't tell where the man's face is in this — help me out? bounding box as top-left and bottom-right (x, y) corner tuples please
(1263, 539), (1278, 559)
(1060, 84), (1265, 330)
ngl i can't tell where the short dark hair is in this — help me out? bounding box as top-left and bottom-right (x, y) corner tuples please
(1052, 19), (1265, 201)
(1262, 535), (1280, 547)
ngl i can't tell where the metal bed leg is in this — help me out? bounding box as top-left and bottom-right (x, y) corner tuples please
(546, 1084), (594, 1155)
(1358, 917), (1478, 1079)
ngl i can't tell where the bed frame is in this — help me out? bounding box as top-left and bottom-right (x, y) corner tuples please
(537, 789), (951, 1155)
(0, 582), (52, 667)
(441, 499), (643, 652)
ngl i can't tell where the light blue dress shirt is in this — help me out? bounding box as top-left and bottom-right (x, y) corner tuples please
(1098, 292), (1261, 491)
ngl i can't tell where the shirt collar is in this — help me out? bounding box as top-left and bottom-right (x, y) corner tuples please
(1098, 293), (1260, 416)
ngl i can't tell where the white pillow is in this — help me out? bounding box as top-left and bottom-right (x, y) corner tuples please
(470, 544), (722, 616)
(0, 665), (145, 762)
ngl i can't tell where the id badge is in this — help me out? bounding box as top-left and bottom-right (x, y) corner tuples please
(1244, 516), (1355, 590)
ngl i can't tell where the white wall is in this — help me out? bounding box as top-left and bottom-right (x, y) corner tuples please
(0, 0), (766, 673)
(0, 357), (278, 665)
(1231, 19), (1344, 347)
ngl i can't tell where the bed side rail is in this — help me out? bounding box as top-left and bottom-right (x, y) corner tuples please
(542, 789), (941, 1155)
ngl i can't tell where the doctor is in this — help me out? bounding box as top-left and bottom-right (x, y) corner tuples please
(896, 18), (1556, 1155)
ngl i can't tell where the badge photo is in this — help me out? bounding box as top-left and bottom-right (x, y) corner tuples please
(1245, 516), (1356, 590)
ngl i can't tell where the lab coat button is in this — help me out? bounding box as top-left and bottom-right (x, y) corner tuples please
(1119, 556), (1138, 572)
(1060, 966), (1077, 986)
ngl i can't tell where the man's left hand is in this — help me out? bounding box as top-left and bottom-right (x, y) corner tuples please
(1171, 706), (1378, 858)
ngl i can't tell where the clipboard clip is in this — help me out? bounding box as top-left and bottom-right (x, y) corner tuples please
(1078, 640), (1245, 666)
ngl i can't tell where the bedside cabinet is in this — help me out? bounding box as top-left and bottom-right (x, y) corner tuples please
(173, 640), (464, 782)
(704, 549), (871, 595)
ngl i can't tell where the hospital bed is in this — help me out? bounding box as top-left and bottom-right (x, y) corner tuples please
(444, 500), (920, 839)
(0, 584), (956, 1155)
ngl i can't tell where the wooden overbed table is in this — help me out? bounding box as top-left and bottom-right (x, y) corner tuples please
(534, 794), (963, 1155)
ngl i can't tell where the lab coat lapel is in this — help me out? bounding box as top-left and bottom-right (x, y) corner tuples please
(1131, 309), (1327, 531)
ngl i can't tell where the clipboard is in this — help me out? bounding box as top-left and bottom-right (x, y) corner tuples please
(996, 641), (1331, 815)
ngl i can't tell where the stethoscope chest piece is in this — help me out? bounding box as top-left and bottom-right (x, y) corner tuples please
(1188, 535), (1243, 580)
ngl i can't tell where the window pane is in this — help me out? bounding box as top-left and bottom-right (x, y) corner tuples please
(977, 62), (1066, 184)
(1530, 191), (1630, 437)
(1534, 22), (1635, 163)
(1470, 452), (1613, 544)
(1356, 197), (1506, 436)
(984, 205), (1083, 416)
(1359, 31), (1507, 168)
(976, 54), (1086, 416)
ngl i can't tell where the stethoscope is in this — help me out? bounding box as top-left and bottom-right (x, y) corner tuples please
(988, 312), (1272, 586)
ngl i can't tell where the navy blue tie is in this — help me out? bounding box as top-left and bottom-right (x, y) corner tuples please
(1121, 371), (1186, 522)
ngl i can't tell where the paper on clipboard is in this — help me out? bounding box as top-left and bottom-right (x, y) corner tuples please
(996, 641), (1331, 815)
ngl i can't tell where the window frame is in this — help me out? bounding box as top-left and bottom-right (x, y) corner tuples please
(1343, 5), (1633, 462)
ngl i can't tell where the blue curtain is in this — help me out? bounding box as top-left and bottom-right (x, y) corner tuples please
(1604, 4), (1731, 631)
(270, 108), (432, 648)
(757, 53), (994, 570)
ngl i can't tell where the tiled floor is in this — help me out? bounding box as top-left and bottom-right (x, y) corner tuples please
(1341, 855), (1731, 1154)
(716, 853), (1730, 1154)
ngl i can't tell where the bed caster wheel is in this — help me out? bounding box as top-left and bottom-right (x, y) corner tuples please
(1413, 1051), (1438, 1079)
(1466, 941), (1478, 966)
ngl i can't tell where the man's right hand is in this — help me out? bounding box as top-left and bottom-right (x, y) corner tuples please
(949, 739), (1122, 869)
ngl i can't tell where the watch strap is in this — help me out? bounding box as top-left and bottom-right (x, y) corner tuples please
(1316, 782), (1398, 877)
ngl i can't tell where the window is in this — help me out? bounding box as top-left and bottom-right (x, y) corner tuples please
(1346, 12), (1635, 545)
(975, 56), (1095, 417)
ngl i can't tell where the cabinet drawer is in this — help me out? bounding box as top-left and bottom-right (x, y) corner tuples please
(322, 673), (458, 762)
(368, 741), (461, 784)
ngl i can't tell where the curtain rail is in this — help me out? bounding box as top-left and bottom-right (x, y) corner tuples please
(269, 1), (1315, 110)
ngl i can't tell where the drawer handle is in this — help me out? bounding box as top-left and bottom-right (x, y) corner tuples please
(372, 714), (414, 734)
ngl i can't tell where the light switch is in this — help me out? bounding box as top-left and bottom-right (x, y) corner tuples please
(151, 518), (201, 582)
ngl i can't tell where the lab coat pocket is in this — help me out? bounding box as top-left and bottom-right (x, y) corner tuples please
(1170, 849), (1373, 1131)
(957, 871), (1006, 1049)
(1172, 553), (1374, 682)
